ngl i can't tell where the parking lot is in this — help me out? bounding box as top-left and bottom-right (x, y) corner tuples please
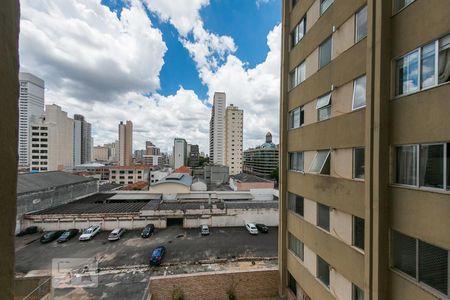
(16, 226), (278, 274)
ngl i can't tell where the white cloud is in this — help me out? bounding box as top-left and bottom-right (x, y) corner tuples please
(20, 0), (167, 102)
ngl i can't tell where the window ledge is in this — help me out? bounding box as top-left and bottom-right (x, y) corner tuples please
(351, 245), (365, 255)
(390, 184), (450, 196)
(392, 81), (450, 101)
(390, 268), (450, 299)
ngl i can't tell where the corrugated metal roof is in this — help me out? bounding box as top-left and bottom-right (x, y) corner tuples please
(17, 171), (96, 195)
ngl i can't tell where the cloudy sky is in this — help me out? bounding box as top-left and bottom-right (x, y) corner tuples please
(19, 0), (281, 153)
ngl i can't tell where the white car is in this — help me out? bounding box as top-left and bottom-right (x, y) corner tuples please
(79, 225), (101, 241)
(245, 223), (259, 235)
(200, 224), (210, 236)
(108, 228), (125, 241)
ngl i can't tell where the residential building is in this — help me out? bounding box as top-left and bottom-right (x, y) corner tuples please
(104, 140), (119, 162)
(279, 1), (450, 300)
(93, 146), (109, 161)
(134, 149), (145, 163)
(18, 72), (45, 167)
(118, 120), (133, 166)
(143, 141), (162, 166)
(150, 168), (172, 184)
(73, 114), (92, 164)
(109, 165), (150, 185)
(225, 104), (243, 175)
(188, 144), (200, 167)
(173, 138), (187, 169)
(30, 104), (74, 172)
(209, 92), (226, 165)
(243, 132), (279, 178)
(229, 173), (275, 191)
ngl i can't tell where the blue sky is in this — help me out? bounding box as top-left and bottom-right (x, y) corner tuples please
(19, 0), (282, 152)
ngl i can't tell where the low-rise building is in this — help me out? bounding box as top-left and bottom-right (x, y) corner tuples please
(150, 168), (172, 184)
(148, 173), (193, 198)
(109, 165), (150, 185)
(229, 173), (275, 191)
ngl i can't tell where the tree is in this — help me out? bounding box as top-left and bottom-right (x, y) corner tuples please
(270, 166), (279, 183)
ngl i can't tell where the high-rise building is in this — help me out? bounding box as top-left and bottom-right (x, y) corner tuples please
(118, 120), (133, 166)
(143, 141), (162, 166)
(173, 138), (187, 169)
(225, 104), (243, 175)
(18, 73), (45, 167)
(93, 146), (108, 161)
(188, 144), (200, 167)
(279, 1), (450, 300)
(209, 92), (226, 165)
(243, 132), (278, 178)
(73, 114), (92, 165)
(30, 104), (73, 172)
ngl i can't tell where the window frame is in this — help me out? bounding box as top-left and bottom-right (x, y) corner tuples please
(352, 283), (364, 300)
(352, 216), (365, 251)
(392, 0), (416, 15)
(291, 16), (306, 49)
(317, 203), (330, 232)
(316, 255), (331, 288)
(320, 0), (334, 16)
(316, 92), (332, 121)
(352, 75), (367, 110)
(355, 5), (368, 43)
(288, 106), (304, 129)
(309, 150), (331, 174)
(288, 232), (305, 261)
(319, 36), (333, 69)
(289, 61), (306, 90)
(288, 192), (304, 217)
(353, 147), (365, 180)
(289, 151), (304, 172)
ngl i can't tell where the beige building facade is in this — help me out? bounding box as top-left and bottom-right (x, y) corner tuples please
(119, 120), (133, 166)
(279, 0), (450, 300)
(225, 104), (243, 175)
(93, 146), (108, 161)
(30, 104), (74, 172)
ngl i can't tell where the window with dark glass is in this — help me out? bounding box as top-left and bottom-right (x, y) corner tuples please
(289, 106), (304, 129)
(320, 0), (334, 15)
(438, 34), (450, 84)
(355, 5), (367, 42)
(419, 240), (448, 295)
(395, 145), (417, 185)
(353, 284), (364, 300)
(317, 203), (330, 231)
(352, 76), (366, 110)
(288, 272), (297, 295)
(316, 93), (331, 121)
(289, 62), (305, 89)
(309, 150), (330, 175)
(419, 144), (444, 189)
(396, 50), (419, 96)
(393, 0), (415, 13)
(319, 37), (332, 68)
(421, 42), (436, 88)
(288, 232), (304, 260)
(353, 148), (365, 179)
(317, 256), (330, 287)
(291, 0), (299, 9)
(353, 216), (364, 250)
(288, 192), (304, 216)
(291, 17), (306, 48)
(289, 152), (304, 171)
(392, 231), (417, 278)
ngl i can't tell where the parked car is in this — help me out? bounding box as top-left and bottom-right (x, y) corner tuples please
(57, 229), (79, 243)
(200, 224), (210, 236)
(40, 230), (65, 243)
(141, 224), (155, 238)
(16, 226), (38, 237)
(149, 246), (166, 266)
(245, 223), (259, 235)
(108, 228), (125, 241)
(79, 225), (101, 241)
(255, 223), (269, 233)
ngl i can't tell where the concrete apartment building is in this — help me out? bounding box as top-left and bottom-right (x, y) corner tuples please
(244, 132), (279, 178)
(73, 114), (92, 165)
(209, 92), (226, 165)
(109, 165), (150, 185)
(93, 145), (109, 161)
(30, 104), (74, 172)
(225, 104), (244, 175)
(18, 72), (45, 168)
(119, 120), (133, 166)
(279, 0), (450, 299)
(173, 138), (187, 169)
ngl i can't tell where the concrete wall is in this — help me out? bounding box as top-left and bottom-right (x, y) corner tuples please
(149, 269), (278, 300)
(0, 1), (19, 298)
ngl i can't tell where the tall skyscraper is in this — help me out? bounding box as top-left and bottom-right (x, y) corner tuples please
(209, 92), (226, 165)
(30, 104), (73, 172)
(279, 1), (450, 300)
(225, 104), (243, 175)
(18, 72), (45, 167)
(188, 144), (200, 167)
(173, 138), (187, 169)
(73, 114), (92, 165)
(118, 121), (133, 166)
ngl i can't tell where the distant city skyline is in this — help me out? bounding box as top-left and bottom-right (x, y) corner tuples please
(18, 0), (281, 153)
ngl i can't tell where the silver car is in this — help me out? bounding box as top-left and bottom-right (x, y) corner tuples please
(108, 228), (125, 241)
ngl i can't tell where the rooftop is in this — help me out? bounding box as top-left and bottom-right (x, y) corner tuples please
(110, 165), (151, 170)
(152, 173), (193, 187)
(231, 173), (273, 183)
(17, 171), (97, 195)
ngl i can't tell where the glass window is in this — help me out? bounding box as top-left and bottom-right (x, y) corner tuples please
(421, 43), (436, 88)
(292, 0), (299, 9)
(309, 150), (330, 174)
(288, 193), (304, 216)
(354, 148), (365, 179)
(353, 284), (364, 300)
(316, 93), (331, 121)
(392, 231), (417, 278)
(438, 34), (450, 84)
(289, 152), (304, 171)
(352, 76), (367, 110)
(395, 145), (417, 185)
(353, 216), (364, 250)
(317, 203), (330, 231)
(419, 144), (444, 189)
(290, 62), (306, 89)
(289, 107), (304, 129)
(393, 0), (415, 13)
(288, 272), (297, 295)
(355, 6), (367, 42)
(317, 256), (330, 287)
(320, 0), (334, 15)
(291, 17), (306, 48)
(319, 37), (332, 68)
(395, 50), (419, 96)
(447, 143), (450, 190)
(419, 240), (448, 295)
(288, 232), (304, 260)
